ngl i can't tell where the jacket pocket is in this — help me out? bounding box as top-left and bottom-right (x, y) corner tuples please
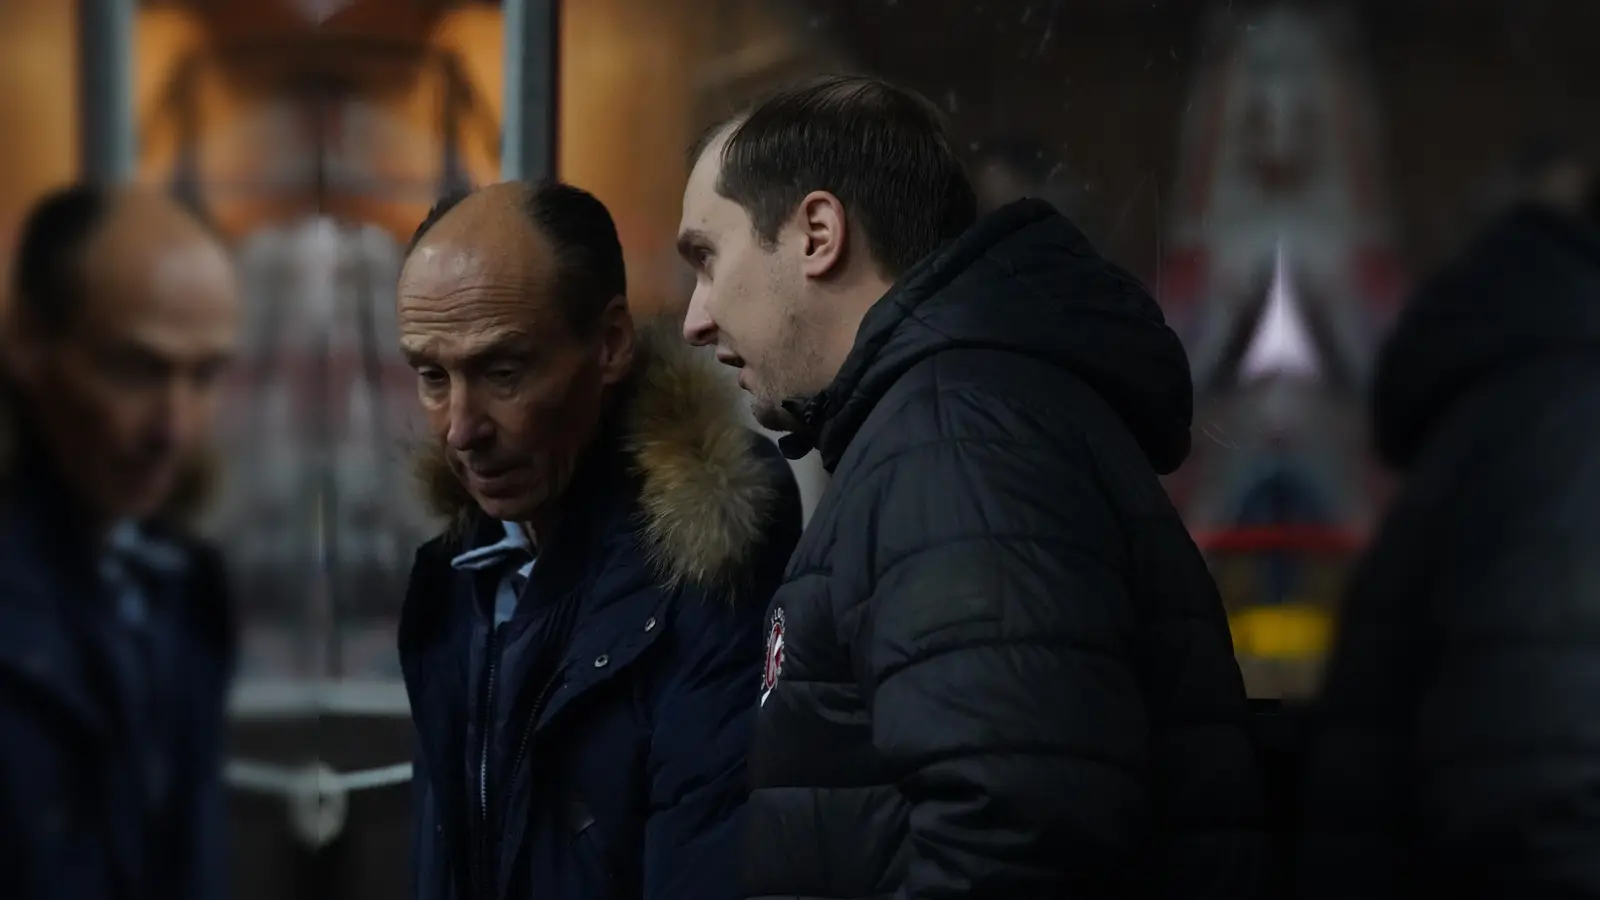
(568, 800), (615, 900)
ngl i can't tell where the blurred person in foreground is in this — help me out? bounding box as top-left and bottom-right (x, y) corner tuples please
(1294, 164), (1600, 898)
(0, 184), (240, 900)
(679, 75), (1263, 900)
(397, 180), (801, 900)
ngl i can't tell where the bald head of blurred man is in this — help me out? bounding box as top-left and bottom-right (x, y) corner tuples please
(6, 185), (240, 531)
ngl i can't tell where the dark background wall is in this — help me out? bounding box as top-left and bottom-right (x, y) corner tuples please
(800, 0), (1600, 276)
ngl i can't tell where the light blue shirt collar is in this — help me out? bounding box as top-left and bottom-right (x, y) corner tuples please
(100, 520), (187, 628)
(450, 520), (534, 571)
(450, 520), (537, 626)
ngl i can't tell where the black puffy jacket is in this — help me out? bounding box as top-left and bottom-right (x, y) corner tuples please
(742, 200), (1265, 900)
(1295, 207), (1600, 900)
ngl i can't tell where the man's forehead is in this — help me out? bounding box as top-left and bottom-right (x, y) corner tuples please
(81, 229), (237, 326)
(398, 214), (559, 356)
(681, 130), (730, 217)
(682, 175), (753, 249)
(399, 325), (535, 361)
(401, 232), (554, 295)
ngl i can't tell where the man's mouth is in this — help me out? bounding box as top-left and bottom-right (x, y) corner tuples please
(714, 350), (745, 368)
(466, 462), (520, 481)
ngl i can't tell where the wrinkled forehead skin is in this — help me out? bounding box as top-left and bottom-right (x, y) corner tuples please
(398, 183), (565, 361)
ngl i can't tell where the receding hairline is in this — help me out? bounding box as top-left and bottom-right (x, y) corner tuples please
(688, 75), (956, 196)
(400, 184), (558, 282)
(78, 187), (217, 260)
(410, 182), (542, 246)
(79, 189), (230, 297)
(688, 76), (906, 166)
(686, 116), (742, 177)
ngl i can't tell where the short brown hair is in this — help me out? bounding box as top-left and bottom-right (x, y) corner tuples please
(694, 75), (977, 278)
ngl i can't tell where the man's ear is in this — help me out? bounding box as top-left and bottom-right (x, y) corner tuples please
(796, 191), (848, 279)
(596, 296), (636, 386)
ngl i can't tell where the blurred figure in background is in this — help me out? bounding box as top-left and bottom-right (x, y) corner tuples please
(1295, 164), (1600, 898)
(397, 181), (801, 900)
(0, 185), (241, 900)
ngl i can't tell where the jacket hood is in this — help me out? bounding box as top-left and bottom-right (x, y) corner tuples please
(413, 320), (782, 588)
(1374, 206), (1600, 469)
(787, 199), (1194, 474)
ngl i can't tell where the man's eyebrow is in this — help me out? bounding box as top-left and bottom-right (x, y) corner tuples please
(399, 340), (435, 366)
(401, 333), (535, 367)
(464, 334), (535, 360)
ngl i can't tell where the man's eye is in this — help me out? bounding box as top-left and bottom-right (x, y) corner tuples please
(487, 367), (522, 385)
(191, 359), (229, 388)
(418, 368), (447, 387)
(100, 352), (165, 383)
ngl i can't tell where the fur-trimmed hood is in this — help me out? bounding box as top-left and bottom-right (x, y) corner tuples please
(413, 322), (783, 588)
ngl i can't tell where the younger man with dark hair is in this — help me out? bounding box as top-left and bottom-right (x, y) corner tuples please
(680, 75), (1263, 900)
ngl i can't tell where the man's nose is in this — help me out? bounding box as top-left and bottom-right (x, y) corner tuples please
(682, 289), (718, 347)
(445, 383), (493, 452)
(155, 377), (200, 452)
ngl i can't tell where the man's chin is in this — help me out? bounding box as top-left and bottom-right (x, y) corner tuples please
(102, 465), (179, 520)
(473, 494), (539, 524)
(750, 397), (803, 434)
(470, 479), (559, 524)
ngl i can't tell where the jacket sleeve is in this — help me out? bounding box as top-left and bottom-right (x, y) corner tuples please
(1408, 424), (1600, 897)
(641, 443), (802, 900)
(856, 434), (1148, 900)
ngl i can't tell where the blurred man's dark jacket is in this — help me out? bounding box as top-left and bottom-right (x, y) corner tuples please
(1297, 205), (1600, 899)
(402, 327), (802, 900)
(0, 395), (236, 900)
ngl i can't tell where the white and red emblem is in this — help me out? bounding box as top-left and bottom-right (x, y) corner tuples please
(760, 607), (786, 707)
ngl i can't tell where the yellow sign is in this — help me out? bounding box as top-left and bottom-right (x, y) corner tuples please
(1229, 603), (1332, 660)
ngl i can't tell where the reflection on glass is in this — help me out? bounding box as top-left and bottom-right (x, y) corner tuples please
(210, 217), (434, 683)
(1157, 5), (1405, 697)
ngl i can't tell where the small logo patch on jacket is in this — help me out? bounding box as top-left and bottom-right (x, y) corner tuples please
(761, 606), (786, 707)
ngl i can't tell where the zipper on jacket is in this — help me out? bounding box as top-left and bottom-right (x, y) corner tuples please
(475, 624), (502, 897)
(504, 668), (563, 809)
(478, 667), (561, 900)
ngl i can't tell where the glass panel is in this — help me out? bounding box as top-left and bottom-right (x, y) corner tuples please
(157, 46), (488, 691)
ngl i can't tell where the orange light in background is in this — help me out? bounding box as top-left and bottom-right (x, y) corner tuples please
(0, 0), (75, 313)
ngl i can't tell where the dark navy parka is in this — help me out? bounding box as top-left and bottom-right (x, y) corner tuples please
(0, 442), (235, 900)
(401, 337), (802, 900)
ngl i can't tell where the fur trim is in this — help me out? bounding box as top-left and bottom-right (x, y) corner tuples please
(413, 321), (779, 589)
